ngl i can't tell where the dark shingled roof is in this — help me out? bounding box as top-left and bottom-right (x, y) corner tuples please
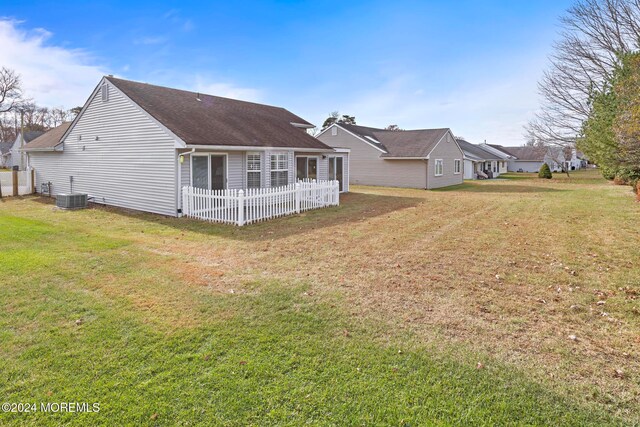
(106, 77), (331, 151)
(0, 142), (12, 155)
(23, 122), (72, 151)
(338, 123), (450, 158)
(456, 139), (501, 161)
(22, 131), (46, 143)
(497, 146), (547, 161)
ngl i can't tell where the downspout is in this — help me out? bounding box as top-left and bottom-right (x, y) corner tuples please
(177, 148), (195, 215)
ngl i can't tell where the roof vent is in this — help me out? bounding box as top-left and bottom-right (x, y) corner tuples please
(196, 92), (201, 101)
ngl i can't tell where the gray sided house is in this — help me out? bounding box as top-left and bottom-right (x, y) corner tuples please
(456, 139), (507, 179)
(317, 123), (463, 189)
(24, 76), (349, 217)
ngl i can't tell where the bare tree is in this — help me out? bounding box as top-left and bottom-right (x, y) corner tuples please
(0, 67), (23, 113)
(385, 124), (403, 131)
(527, 0), (640, 146)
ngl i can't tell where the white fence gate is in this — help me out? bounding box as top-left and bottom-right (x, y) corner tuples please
(0, 169), (34, 197)
(182, 180), (340, 226)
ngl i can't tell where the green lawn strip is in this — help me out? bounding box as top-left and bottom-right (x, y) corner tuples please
(0, 242), (620, 425)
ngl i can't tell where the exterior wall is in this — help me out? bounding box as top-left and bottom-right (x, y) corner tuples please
(179, 149), (304, 190)
(463, 159), (475, 179)
(426, 132), (464, 189)
(318, 126), (426, 188)
(179, 150), (245, 189)
(295, 151), (350, 192)
(498, 160), (508, 174)
(29, 82), (179, 216)
(508, 160), (544, 173)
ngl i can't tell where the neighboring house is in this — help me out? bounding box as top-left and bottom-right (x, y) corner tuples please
(456, 139), (507, 179)
(317, 123), (464, 189)
(0, 142), (12, 168)
(481, 144), (585, 173)
(5, 131), (44, 170)
(24, 76), (348, 217)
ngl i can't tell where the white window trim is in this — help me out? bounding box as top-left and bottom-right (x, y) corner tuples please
(190, 153), (228, 190)
(270, 153), (289, 187)
(454, 159), (461, 174)
(435, 159), (444, 177)
(246, 152), (262, 188)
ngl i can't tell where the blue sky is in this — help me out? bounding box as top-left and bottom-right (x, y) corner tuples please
(0, 0), (573, 145)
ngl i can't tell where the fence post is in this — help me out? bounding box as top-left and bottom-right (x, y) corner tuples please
(295, 183), (301, 213)
(30, 169), (35, 194)
(12, 170), (18, 196)
(238, 190), (245, 226)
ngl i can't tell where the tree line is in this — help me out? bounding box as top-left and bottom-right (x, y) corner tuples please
(528, 0), (640, 192)
(0, 67), (81, 143)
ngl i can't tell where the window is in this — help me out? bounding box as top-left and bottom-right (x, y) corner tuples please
(191, 155), (226, 190)
(270, 153), (288, 187)
(328, 156), (344, 191)
(454, 159), (461, 174)
(247, 153), (261, 188)
(101, 84), (109, 102)
(435, 159), (444, 176)
(331, 126), (338, 136)
(296, 156), (317, 181)
(192, 156), (209, 189)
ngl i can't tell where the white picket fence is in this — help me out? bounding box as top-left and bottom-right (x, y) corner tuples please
(182, 180), (340, 226)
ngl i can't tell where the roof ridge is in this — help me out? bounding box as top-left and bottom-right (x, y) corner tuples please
(104, 76), (295, 115)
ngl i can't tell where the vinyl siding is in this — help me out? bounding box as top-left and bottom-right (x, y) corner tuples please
(178, 151), (245, 190)
(508, 160), (544, 173)
(426, 132), (464, 189)
(28, 82), (179, 216)
(318, 126), (426, 189)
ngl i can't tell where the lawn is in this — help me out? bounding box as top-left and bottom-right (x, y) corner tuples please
(0, 169), (637, 425)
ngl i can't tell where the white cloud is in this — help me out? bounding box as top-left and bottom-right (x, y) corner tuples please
(333, 70), (541, 146)
(0, 19), (107, 108)
(192, 76), (263, 102)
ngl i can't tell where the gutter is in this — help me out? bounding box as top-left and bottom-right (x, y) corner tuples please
(184, 144), (335, 153)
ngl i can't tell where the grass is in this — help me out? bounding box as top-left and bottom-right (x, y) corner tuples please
(0, 169), (637, 425)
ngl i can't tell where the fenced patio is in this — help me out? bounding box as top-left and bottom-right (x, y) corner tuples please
(181, 179), (340, 226)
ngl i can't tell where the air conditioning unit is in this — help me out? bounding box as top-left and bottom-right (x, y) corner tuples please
(56, 193), (88, 210)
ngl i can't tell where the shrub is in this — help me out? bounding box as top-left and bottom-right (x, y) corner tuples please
(538, 163), (552, 179)
(600, 165), (618, 180)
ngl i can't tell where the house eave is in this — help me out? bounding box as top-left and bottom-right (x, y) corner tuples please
(22, 146), (63, 153)
(184, 144), (335, 153)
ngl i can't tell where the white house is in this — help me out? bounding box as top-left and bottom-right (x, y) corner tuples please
(481, 144), (585, 173)
(24, 76), (349, 217)
(3, 131), (44, 170)
(317, 123), (464, 189)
